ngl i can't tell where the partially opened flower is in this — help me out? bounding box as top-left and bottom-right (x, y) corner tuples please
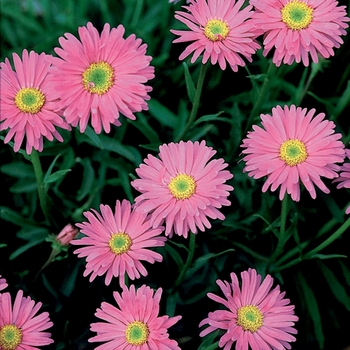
(250, 0), (350, 66)
(71, 199), (166, 286)
(0, 275), (7, 292)
(89, 284), (182, 350)
(131, 140), (234, 238)
(171, 0), (260, 71)
(0, 49), (70, 154)
(0, 290), (53, 349)
(241, 104), (345, 201)
(199, 268), (298, 349)
(47, 22), (154, 134)
(333, 146), (350, 214)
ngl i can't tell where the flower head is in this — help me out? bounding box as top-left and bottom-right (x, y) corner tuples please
(241, 104), (345, 201)
(0, 290), (53, 350)
(48, 22), (155, 133)
(333, 145), (350, 214)
(89, 284), (182, 350)
(131, 140), (234, 238)
(250, 0), (350, 66)
(199, 268), (298, 349)
(0, 275), (7, 292)
(55, 223), (79, 246)
(71, 199), (166, 286)
(171, 0), (260, 71)
(0, 49), (70, 154)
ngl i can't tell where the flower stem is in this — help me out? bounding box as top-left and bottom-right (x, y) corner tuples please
(175, 63), (208, 142)
(174, 233), (196, 288)
(244, 61), (277, 134)
(31, 150), (50, 224)
(269, 194), (289, 263)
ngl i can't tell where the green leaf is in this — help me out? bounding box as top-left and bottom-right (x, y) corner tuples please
(10, 236), (47, 260)
(44, 169), (71, 184)
(128, 113), (161, 144)
(317, 261), (350, 311)
(339, 260), (350, 287)
(76, 158), (95, 201)
(77, 126), (104, 149)
(0, 206), (39, 227)
(297, 272), (325, 348)
(164, 243), (184, 270)
(1, 162), (34, 178)
(148, 99), (177, 129)
(183, 62), (196, 103)
(192, 112), (228, 127)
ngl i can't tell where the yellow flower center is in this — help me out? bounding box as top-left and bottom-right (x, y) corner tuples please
(280, 139), (308, 166)
(237, 305), (263, 333)
(82, 61), (114, 95)
(125, 321), (149, 345)
(204, 19), (230, 41)
(14, 87), (45, 114)
(0, 324), (23, 350)
(168, 174), (196, 200)
(281, 0), (313, 30)
(108, 232), (132, 255)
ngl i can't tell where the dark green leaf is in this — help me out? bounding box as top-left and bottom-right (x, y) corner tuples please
(183, 61), (196, 103)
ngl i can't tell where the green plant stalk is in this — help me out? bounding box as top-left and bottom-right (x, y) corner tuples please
(31, 150), (50, 224)
(269, 194), (289, 263)
(273, 217), (350, 273)
(175, 63), (208, 142)
(174, 232), (196, 288)
(245, 61), (277, 134)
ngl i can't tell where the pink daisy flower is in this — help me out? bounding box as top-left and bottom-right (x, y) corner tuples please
(333, 146), (350, 214)
(241, 104), (345, 201)
(250, 0), (350, 66)
(0, 275), (7, 292)
(199, 268), (298, 350)
(70, 199), (166, 286)
(131, 140), (234, 238)
(0, 49), (70, 154)
(170, 0), (260, 71)
(0, 290), (53, 349)
(47, 22), (155, 134)
(89, 284), (182, 350)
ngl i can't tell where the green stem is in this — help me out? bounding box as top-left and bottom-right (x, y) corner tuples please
(174, 233), (196, 288)
(244, 61), (277, 134)
(175, 63), (208, 142)
(273, 217), (350, 273)
(269, 194), (289, 263)
(31, 150), (50, 223)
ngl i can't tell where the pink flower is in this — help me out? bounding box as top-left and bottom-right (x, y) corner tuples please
(131, 140), (234, 238)
(250, 0), (350, 67)
(0, 49), (70, 154)
(0, 275), (7, 292)
(70, 199), (166, 286)
(0, 290), (53, 349)
(47, 22), (155, 134)
(171, 0), (260, 71)
(89, 284), (182, 350)
(199, 268), (298, 350)
(333, 146), (350, 214)
(241, 104), (345, 201)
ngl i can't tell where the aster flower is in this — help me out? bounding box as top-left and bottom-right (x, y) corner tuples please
(0, 49), (70, 154)
(333, 146), (350, 214)
(47, 22), (155, 134)
(0, 290), (53, 349)
(199, 268), (298, 350)
(0, 275), (7, 292)
(131, 140), (234, 238)
(71, 199), (166, 286)
(241, 104), (345, 201)
(250, 0), (350, 67)
(89, 284), (182, 350)
(170, 0), (260, 71)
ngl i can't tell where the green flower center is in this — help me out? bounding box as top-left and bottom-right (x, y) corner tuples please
(237, 305), (263, 333)
(204, 19), (230, 41)
(14, 87), (45, 114)
(82, 61), (114, 95)
(280, 139), (308, 166)
(108, 232), (132, 255)
(281, 0), (313, 30)
(0, 324), (23, 350)
(168, 174), (196, 200)
(125, 321), (149, 345)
